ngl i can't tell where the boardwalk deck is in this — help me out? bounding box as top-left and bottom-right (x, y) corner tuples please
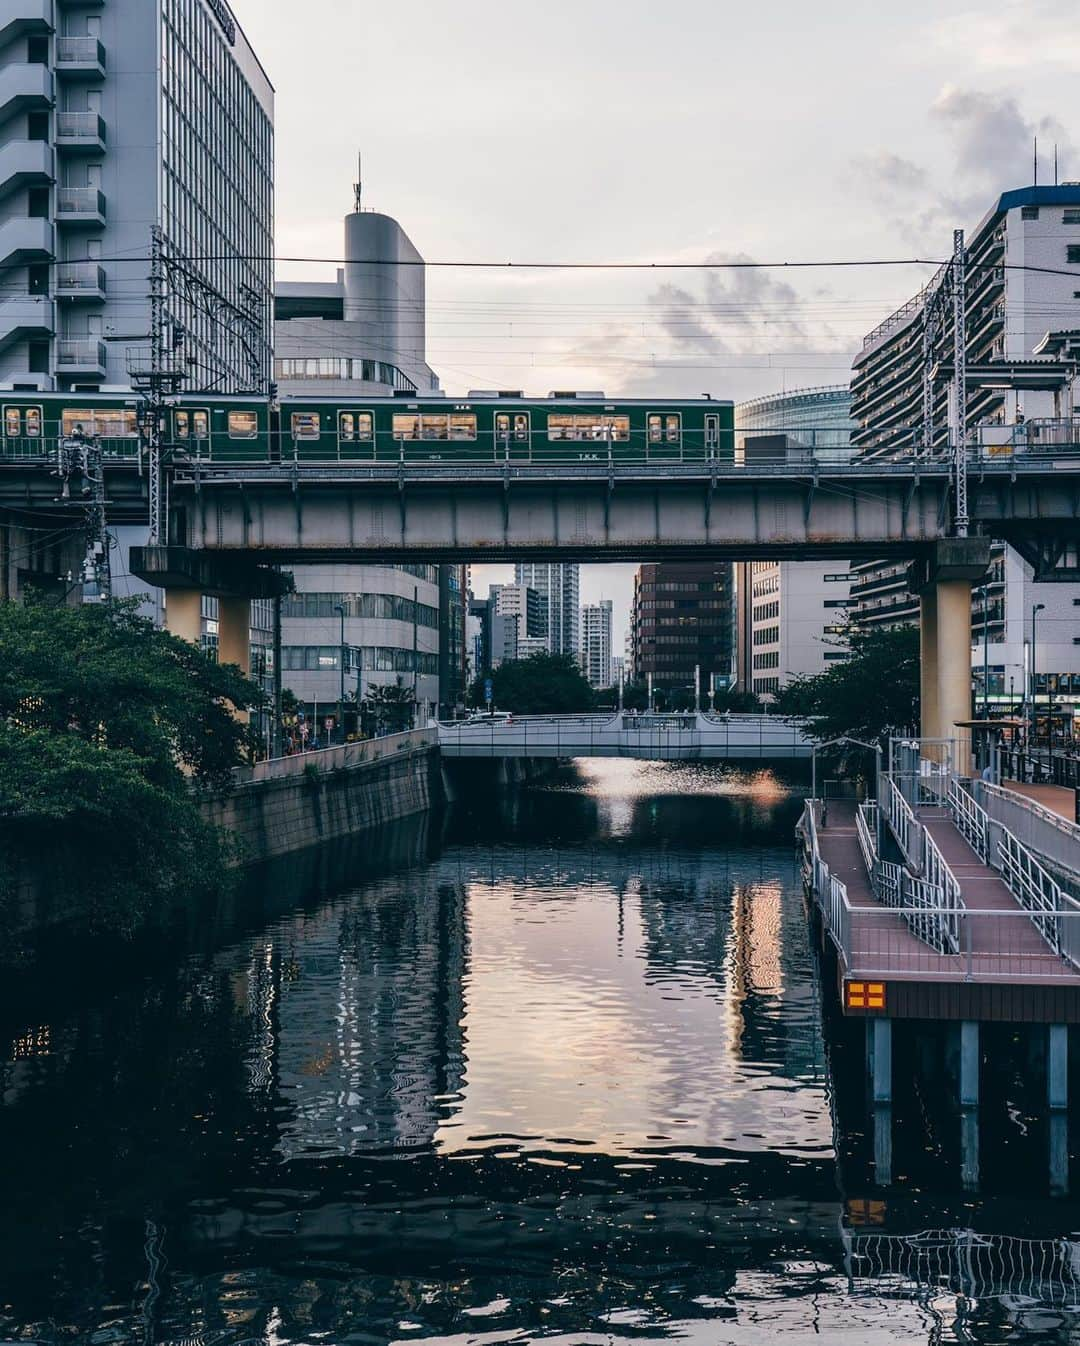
(1002, 780), (1077, 825)
(814, 802), (1080, 1020)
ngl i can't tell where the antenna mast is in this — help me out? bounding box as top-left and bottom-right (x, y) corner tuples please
(354, 151), (363, 213)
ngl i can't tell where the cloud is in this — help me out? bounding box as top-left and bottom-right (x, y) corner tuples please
(931, 1), (1080, 72)
(855, 86), (1075, 251)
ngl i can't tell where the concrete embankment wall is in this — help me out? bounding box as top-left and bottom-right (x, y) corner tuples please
(201, 730), (442, 866)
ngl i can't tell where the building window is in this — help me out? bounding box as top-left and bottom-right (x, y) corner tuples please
(228, 411), (258, 439)
(1022, 205), (1040, 220)
(1065, 210), (1080, 225)
(1068, 245), (1080, 265)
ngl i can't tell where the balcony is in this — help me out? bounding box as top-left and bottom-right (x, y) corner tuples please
(55, 36), (106, 79)
(0, 294), (53, 353)
(0, 215), (53, 267)
(55, 336), (106, 378)
(55, 111), (106, 153)
(0, 1), (53, 47)
(0, 138), (52, 200)
(0, 62), (53, 121)
(55, 260), (105, 301)
(56, 186), (105, 226)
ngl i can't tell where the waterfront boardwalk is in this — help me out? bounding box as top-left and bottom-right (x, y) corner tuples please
(814, 802), (1080, 1020)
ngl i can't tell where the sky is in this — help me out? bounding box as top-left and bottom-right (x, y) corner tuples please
(232, 0), (1077, 646)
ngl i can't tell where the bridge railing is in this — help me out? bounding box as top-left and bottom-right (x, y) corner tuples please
(231, 728), (436, 786)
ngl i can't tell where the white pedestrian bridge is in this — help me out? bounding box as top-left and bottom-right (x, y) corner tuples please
(436, 712), (813, 760)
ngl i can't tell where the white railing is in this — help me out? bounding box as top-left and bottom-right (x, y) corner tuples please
(920, 827), (963, 952)
(882, 771), (963, 953)
(856, 801), (878, 874)
(998, 829), (1080, 969)
(883, 773), (919, 867)
(949, 777), (988, 861)
(801, 800), (852, 966)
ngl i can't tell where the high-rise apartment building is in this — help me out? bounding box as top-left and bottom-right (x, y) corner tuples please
(272, 190), (464, 719)
(848, 185), (1080, 716)
(0, 0), (274, 393)
(734, 388), (855, 695)
(582, 600), (613, 689)
(513, 562), (580, 658)
(631, 563), (735, 701)
(490, 583), (543, 641)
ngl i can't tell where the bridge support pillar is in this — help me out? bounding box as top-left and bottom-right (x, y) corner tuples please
(959, 1020), (980, 1108)
(218, 596), (252, 725)
(163, 588), (201, 645)
(937, 579), (974, 775)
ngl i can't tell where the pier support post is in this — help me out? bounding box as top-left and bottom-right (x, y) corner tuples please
(1048, 1024), (1069, 1110)
(959, 1021), (980, 1108)
(1050, 1112), (1070, 1196)
(163, 588), (201, 644)
(961, 1108), (980, 1191)
(868, 1018), (892, 1105)
(920, 588), (939, 743)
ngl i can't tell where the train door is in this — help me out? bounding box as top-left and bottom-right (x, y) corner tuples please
(174, 408), (210, 456)
(2, 403), (43, 457)
(289, 409), (323, 461)
(338, 410), (375, 461)
(705, 413), (720, 461)
(495, 410), (531, 462)
(647, 412), (683, 462)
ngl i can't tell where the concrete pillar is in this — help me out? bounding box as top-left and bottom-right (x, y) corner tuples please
(936, 578), (973, 774)
(218, 597), (251, 676)
(961, 1109), (980, 1191)
(164, 588), (201, 644)
(868, 1018), (893, 1105)
(920, 588), (939, 742)
(218, 596), (252, 726)
(959, 1020), (980, 1108)
(1048, 1024), (1069, 1110)
(873, 1106), (893, 1187)
(1050, 1112), (1069, 1196)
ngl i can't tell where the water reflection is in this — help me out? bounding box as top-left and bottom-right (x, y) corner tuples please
(0, 762), (1078, 1342)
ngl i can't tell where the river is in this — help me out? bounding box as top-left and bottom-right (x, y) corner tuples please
(1, 760), (1078, 1344)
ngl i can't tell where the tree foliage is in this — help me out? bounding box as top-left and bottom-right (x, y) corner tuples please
(0, 598), (262, 949)
(774, 623), (920, 747)
(469, 653), (596, 715)
(361, 677), (416, 735)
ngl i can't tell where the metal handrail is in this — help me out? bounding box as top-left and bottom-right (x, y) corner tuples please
(949, 777), (988, 861)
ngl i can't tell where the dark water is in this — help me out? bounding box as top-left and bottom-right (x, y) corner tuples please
(3, 760), (1080, 1344)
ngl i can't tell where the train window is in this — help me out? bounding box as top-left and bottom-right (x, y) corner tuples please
(393, 413), (476, 441)
(548, 414), (630, 442)
(705, 414), (720, 450)
(648, 413), (681, 443)
(175, 411), (190, 439)
(291, 412), (320, 441)
(192, 410), (209, 440)
(228, 411), (258, 439)
(339, 411), (374, 442)
(62, 409), (136, 439)
(496, 413), (530, 442)
(24, 408), (41, 437)
(5, 409), (20, 437)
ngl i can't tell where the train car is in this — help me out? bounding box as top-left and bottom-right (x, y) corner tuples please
(274, 393), (735, 467)
(0, 390), (735, 467)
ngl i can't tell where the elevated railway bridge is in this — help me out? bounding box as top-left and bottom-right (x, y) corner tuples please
(2, 392), (1080, 755)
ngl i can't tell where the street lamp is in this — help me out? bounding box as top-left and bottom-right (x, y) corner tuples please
(1031, 602), (1046, 746)
(334, 602), (346, 745)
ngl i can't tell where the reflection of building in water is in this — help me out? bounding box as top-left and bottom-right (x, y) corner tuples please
(243, 876), (467, 1160)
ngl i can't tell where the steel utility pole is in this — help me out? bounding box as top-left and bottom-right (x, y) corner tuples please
(950, 229), (969, 538)
(335, 602), (346, 745)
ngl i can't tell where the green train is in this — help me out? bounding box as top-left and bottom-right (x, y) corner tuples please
(0, 391), (735, 465)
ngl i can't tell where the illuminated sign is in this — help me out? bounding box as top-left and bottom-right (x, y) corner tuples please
(206, 0), (237, 44)
(846, 981), (886, 1011)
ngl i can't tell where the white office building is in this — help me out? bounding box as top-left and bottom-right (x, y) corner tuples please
(582, 599), (614, 689)
(848, 185), (1080, 716)
(735, 389), (854, 695)
(0, 0), (274, 393)
(273, 190), (447, 720)
(513, 562), (580, 658)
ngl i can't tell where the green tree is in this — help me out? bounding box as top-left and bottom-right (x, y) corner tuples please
(469, 653), (596, 715)
(361, 677), (416, 735)
(0, 598), (262, 950)
(774, 623), (920, 747)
